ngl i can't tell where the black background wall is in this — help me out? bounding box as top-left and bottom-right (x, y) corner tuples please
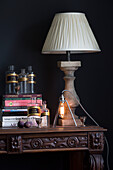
(0, 0), (113, 169)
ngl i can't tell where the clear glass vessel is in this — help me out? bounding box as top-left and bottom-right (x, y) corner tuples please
(19, 69), (28, 94)
(5, 65), (18, 94)
(27, 66), (36, 94)
(41, 101), (50, 127)
(27, 97), (41, 118)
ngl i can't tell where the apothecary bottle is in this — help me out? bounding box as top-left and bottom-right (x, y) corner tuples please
(5, 65), (18, 94)
(27, 66), (36, 94)
(27, 97), (41, 118)
(18, 69), (28, 94)
(41, 101), (50, 127)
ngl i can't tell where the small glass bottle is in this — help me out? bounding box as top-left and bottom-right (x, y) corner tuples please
(27, 66), (36, 94)
(27, 97), (41, 118)
(18, 69), (28, 94)
(41, 101), (50, 127)
(5, 65), (18, 94)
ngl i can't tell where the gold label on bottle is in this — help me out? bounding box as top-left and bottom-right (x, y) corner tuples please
(28, 74), (36, 84)
(28, 74), (36, 77)
(27, 106), (41, 116)
(41, 111), (50, 116)
(18, 77), (28, 82)
(6, 73), (18, 83)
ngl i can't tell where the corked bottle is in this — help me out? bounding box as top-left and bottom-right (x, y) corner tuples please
(27, 66), (36, 94)
(18, 69), (28, 94)
(5, 65), (18, 94)
(41, 101), (50, 127)
(27, 97), (41, 118)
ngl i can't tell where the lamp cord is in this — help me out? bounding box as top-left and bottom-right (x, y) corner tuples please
(62, 90), (100, 126)
(65, 99), (77, 126)
(61, 89), (110, 170)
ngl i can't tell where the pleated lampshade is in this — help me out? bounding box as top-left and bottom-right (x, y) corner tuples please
(42, 13), (100, 54)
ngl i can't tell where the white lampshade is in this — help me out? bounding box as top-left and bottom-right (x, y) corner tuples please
(42, 12), (100, 54)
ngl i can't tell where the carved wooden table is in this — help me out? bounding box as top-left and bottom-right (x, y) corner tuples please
(0, 126), (106, 170)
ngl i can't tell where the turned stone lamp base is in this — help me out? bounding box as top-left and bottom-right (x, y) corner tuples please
(57, 61), (82, 126)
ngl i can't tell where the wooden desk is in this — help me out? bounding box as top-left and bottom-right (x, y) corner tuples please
(0, 126), (106, 170)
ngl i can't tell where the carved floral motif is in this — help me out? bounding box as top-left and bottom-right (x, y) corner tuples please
(23, 136), (87, 150)
(67, 137), (79, 147)
(31, 138), (43, 149)
(8, 136), (22, 153)
(88, 132), (104, 151)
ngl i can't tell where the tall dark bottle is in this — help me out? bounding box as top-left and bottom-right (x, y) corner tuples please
(5, 65), (18, 94)
(18, 69), (28, 94)
(27, 66), (36, 94)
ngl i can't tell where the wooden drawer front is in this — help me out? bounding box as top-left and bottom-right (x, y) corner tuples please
(22, 135), (88, 151)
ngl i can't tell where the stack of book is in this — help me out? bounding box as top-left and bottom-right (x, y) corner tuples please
(1, 94), (42, 127)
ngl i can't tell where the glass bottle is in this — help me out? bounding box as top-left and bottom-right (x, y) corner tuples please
(5, 65), (18, 94)
(41, 101), (50, 127)
(27, 97), (41, 118)
(18, 69), (28, 94)
(27, 66), (36, 94)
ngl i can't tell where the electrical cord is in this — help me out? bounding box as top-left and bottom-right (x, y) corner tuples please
(61, 89), (110, 170)
(105, 136), (110, 170)
(65, 99), (77, 126)
(62, 90), (100, 126)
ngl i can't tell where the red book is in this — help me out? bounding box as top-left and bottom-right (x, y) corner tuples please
(4, 99), (42, 107)
(3, 94), (42, 98)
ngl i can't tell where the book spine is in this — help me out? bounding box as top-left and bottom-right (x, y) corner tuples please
(3, 106), (27, 109)
(2, 109), (27, 112)
(4, 99), (42, 107)
(3, 94), (42, 98)
(3, 97), (42, 100)
(2, 116), (27, 121)
(2, 121), (18, 127)
(2, 112), (27, 116)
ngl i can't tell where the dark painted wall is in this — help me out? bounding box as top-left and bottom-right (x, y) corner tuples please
(0, 0), (113, 169)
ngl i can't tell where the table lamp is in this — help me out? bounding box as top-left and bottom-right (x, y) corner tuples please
(42, 13), (100, 126)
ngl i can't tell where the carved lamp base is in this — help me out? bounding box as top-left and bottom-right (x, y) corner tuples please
(58, 116), (83, 126)
(58, 61), (82, 126)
